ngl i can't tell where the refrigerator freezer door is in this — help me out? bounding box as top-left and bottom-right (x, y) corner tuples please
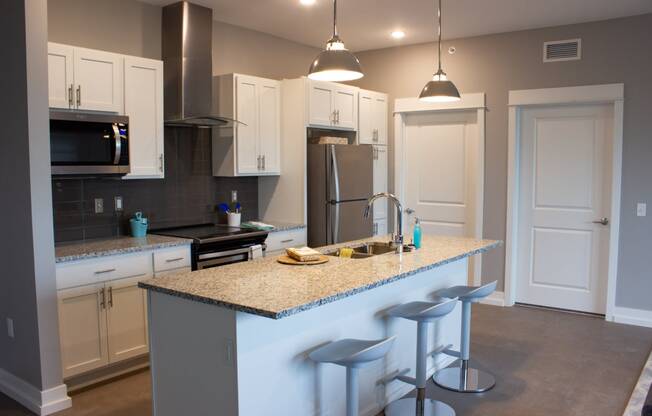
(331, 200), (374, 243)
(332, 144), (373, 201)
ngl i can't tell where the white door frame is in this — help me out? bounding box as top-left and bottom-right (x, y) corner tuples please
(394, 93), (486, 286)
(504, 84), (624, 320)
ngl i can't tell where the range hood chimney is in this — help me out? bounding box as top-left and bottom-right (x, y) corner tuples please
(162, 1), (240, 128)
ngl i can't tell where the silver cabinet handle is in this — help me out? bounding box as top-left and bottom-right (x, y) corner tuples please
(76, 85), (81, 107)
(405, 208), (415, 215)
(592, 217), (609, 226)
(280, 239), (294, 243)
(68, 84), (74, 108)
(159, 154), (164, 172)
(332, 110), (337, 125)
(99, 287), (106, 309)
(262, 155), (266, 171)
(107, 287), (113, 308)
(94, 268), (116, 275)
(165, 257), (185, 263)
(336, 109), (340, 124)
(257, 155), (261, 170)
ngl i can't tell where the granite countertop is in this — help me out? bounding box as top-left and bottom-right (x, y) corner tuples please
(139, 235), (500, 319)
(256, 220), (306, 233)
(55, 235), (192, 263)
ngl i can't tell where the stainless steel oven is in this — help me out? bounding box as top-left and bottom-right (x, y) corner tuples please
(196, 245), (264, 270)
(50, 111), (130, 176)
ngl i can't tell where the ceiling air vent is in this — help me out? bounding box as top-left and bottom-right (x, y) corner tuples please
(543, 39), (582, 62)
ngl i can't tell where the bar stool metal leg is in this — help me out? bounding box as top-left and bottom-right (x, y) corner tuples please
(433, 300), (495, 393)
(346, 367), (359, 416)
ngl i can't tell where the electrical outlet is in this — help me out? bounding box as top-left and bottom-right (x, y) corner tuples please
(231, 190), (238, 203)
(94, 198), (104, 214)
(114, 196), (123, 212)
(7, 318), (14, 339)
(637, 203), (646, 217)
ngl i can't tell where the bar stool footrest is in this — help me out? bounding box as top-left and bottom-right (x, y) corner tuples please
(378, 368), (410, 386)
(429, 344), (454, 357)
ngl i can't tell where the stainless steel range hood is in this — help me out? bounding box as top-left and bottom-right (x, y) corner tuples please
(162, 2), (241, 128)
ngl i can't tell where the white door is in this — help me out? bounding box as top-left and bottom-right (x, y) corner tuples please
(236, 76), (259, 174)
(57, 284), (109, 378)
(124, 56), (164, 178)
(402, 110), (481, 280)
(74, 47), (123, 113)
(106, 277), (149, 363)
(373, 145), (388, 221)
(308, 81), (335, 128)
(258, 79), (281, 174)
(516, 104), (613, 314)
(47, 43), (74, 109)
(373, 95), (388, 145)
(333, 85), (357, 130)
(358, 91), (374, 144)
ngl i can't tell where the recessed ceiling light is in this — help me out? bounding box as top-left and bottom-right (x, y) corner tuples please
(391, 30), (406, 40)
(300, 0), (316, 5)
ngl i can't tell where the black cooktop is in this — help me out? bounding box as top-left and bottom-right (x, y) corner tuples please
(151, 223), (268, 244)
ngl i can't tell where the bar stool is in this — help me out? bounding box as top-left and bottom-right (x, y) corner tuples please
(309, 336), (396, 416)
(432, 281), (498, 393)
(383, 297), (458, 416)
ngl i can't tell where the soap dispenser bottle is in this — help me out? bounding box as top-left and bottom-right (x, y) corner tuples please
(413, 217), (422, 249)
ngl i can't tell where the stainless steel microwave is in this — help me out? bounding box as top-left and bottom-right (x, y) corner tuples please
(49, 111), (130, 176)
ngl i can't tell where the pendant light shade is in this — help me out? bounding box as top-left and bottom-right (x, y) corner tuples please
(308, 0), (363, 82)
(419, 0), (460, 102)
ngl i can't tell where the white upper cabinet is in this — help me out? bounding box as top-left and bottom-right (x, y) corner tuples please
(358, 90), (388, 145)
(123, 56), (164, 179)
(73, 47), (124, 113)
(213, 74), (281, 176)
(307, 80), (358, 130)
(48, 43), (74, 109)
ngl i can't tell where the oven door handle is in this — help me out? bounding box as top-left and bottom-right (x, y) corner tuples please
(112, 124), (122, 165)
(197, 246), (253, 261)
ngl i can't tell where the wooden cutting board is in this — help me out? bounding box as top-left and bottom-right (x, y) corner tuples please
(277, 255), (329, 266)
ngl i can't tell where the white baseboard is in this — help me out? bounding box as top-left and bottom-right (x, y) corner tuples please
(612, 306), (652, 328)
(479, 291), (505, 307)
(0, 368), (71, 415)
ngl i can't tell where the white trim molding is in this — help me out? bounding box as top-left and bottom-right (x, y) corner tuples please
(480, 291), (505, 307)
(0, 368), (71, 415)
(394, 93), (486, 287)
(504, 84), (624, 320)
(612, 307), (652, 328)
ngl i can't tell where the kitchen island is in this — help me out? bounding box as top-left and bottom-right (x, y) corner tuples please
(139, 235), (499, 416)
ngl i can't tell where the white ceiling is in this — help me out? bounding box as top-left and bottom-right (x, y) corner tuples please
(143, 0), (652, 51)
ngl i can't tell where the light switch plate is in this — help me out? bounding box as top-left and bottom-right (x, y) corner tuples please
(115, 196), (123, 212)
(94, 198), (104, 214)
(7, 318), (14, 339)
(637, 203), (646, 217)
(231, 190), (238, 203)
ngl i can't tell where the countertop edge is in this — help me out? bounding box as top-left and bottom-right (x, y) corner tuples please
(138, 241), (500, 320)
(55, 238), (193, 264)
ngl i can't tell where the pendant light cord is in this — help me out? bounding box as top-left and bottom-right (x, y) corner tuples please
(333, 0), (338, 37)
(437, 0), (442, 73)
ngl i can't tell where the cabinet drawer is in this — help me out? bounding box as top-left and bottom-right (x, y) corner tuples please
(153, 246), (191, 273)
(265, 228), (307, 254)
(57, 252), (152, 290)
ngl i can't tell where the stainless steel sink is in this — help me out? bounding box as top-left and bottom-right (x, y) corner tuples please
(327, 241), (396, 259)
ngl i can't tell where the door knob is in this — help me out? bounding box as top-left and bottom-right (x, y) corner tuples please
(592, 217), (609, 226)
(405, 208), (415, 215)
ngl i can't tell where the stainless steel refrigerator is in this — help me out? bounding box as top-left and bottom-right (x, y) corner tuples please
(308, 143), (374, 247)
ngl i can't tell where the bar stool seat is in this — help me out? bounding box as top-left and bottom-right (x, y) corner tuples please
(310, 337), (395, 416)
(384, 297), (457, 416)
(432, 281), (498, 393)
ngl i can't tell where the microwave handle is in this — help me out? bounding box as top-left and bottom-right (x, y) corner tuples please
(112, 125), (122, 165)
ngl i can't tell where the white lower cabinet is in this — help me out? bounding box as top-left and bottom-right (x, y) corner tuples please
(264, 228), (307, 256)
(56, 245), (191, 379)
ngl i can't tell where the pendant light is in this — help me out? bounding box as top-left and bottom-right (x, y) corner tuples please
(308, 0), (363, 82)
(419, 0), (461, 102)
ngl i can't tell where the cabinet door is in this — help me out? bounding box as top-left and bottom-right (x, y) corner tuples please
(48, 43), (74, 109)
(235, 76), (260, 174)
(373, 145), (388, 220)
(308, 81), (334, 127)
(334, 85), (358, 130)
(74, 47), (123, 113)
(358, 91), (374, 144)
(373, 94), (388, 145)
(258, 80), (281, 174)
(106, 277), (149, 363)
(58, 284), (109, 378)
(123, 57), (164, 179)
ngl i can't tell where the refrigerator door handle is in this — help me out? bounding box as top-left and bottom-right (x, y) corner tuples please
(330, 145), (341, 243)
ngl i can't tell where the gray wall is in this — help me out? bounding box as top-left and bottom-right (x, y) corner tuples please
(0, 0), (63, 391)
(354, 14), (652, 311)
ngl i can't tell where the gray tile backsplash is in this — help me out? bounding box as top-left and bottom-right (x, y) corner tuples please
(52, 128), (258, 243)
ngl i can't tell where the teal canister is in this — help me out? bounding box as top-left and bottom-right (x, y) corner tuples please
(413, 218), (422, 249)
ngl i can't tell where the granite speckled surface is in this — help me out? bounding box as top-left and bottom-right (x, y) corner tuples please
(139, 235), (500, 319)
(258, 220), (306, 233)
(55, 235), (192, 263)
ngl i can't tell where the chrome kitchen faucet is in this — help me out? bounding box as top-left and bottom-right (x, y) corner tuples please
(364, 192), (405, 254)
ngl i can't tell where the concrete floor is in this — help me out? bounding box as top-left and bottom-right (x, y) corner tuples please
(1, 304), (651, 416)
